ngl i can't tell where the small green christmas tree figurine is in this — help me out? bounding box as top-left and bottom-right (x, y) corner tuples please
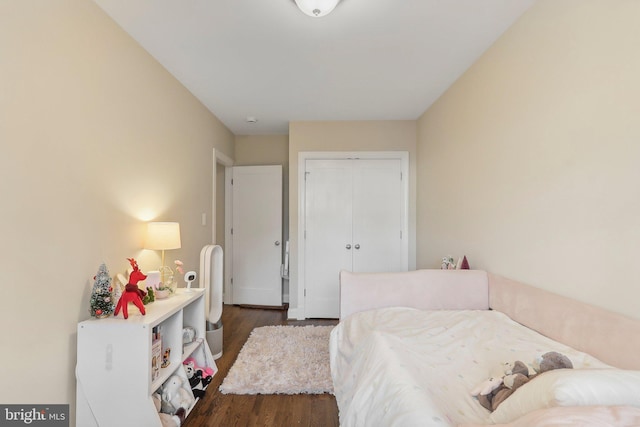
(90, 263), (115, 318)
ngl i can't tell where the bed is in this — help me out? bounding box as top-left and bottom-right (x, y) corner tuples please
(329, 269), (640, 426)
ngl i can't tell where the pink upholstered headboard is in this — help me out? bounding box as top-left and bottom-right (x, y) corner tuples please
(339, 269), (489, 319)
(488, 273), (640, 370)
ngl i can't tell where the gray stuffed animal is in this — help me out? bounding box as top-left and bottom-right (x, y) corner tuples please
(534, 351), (573, 373)
(477, 352), (573, 412)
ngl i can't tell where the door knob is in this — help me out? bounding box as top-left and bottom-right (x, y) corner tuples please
(275, 241), (280, 246)
(354, 244), (360, 250)
(345, 244), (351, 250)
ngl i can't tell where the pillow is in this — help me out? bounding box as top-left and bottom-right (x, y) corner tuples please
(490, 369), (640, 424)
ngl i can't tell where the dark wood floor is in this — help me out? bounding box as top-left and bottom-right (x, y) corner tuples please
(182, 305), (340, 427)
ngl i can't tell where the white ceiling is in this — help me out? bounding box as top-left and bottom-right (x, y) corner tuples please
(93, 0), (534, 135)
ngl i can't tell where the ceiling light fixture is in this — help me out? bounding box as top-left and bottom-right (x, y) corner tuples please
(294, 0), (340, 18)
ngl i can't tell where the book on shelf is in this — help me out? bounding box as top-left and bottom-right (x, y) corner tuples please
(151, 326), (162, 381)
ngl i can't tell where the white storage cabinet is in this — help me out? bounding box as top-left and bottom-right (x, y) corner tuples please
(76, 288), (216, 427)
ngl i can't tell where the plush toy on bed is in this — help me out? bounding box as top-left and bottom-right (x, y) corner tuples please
(475, 352), (574, 412)
(476, 360), (531, 411)
(470, 361), (516, 397)
(470, 376), (504, 397)
(533, 351), (573, 374)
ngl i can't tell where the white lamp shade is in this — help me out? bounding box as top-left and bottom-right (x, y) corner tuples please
(295, 0), (340, 17)
(145, 222), (181, 250)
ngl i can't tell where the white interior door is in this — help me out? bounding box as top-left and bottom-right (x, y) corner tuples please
(303, 158), (406, 318)
(352, 159), (404, 273)
(231, 165), (283, 306)
(304, 160), (352, 319)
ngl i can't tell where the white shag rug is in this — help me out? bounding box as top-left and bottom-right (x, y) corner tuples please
(220, 325), (334, 395)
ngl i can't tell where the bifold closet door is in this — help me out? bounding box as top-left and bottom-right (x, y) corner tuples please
(351, 158), (404, 273)
(304, 160), (353, 319)
(304, 158), (404, 318)
(231, 165), (283, 306)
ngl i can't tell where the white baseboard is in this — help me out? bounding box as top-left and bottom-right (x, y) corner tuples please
(287, 306), (305, 320)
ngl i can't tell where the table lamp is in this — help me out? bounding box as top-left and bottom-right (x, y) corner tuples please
(145, 222), (181, 286)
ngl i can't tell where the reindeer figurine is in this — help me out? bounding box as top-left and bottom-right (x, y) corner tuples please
(114, 258), (148, 319)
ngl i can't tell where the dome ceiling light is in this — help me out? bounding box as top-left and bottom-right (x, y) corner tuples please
(294, 0), (341, 18)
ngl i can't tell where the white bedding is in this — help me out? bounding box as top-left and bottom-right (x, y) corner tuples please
(329, 308), (611, 427)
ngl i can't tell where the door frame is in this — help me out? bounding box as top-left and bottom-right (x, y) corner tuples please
(212, 148), (234, 304)
(295, 151), (409, 319)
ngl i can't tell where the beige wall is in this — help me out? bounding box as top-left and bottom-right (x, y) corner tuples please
(417, 0), (640, 319)
(234, 135), (289, 167)
(288, 121), (417, 315)
(0, 0), (234, 419)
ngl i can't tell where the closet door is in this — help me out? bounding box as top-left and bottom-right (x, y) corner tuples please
(231, 165), (283, 306)
(303, 158), (405, 318)
(304, 159), (352, 319)
(352, 159), (404, 273)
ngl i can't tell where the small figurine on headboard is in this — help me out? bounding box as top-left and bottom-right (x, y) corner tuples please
(114, 258), (148, 319)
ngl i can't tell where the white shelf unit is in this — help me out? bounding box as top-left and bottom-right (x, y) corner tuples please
(76, 288), (217, 427)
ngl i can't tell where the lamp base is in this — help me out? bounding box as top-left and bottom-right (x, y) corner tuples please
(158, 266), (177, 295)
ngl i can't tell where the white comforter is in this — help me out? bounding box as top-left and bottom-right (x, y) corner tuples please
(329, 308), (610, 427)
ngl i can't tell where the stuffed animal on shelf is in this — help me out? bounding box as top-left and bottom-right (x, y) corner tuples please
(114, 258), (147, 319)
(184, 357), (214, 379)
(161, 375), (195, 415)
(183, 357), (213, 399)
(159, 410), (185, 427)
(475, 352), (574, 412)
(142, 286), (155, 305)
(153, 393), (186, 427)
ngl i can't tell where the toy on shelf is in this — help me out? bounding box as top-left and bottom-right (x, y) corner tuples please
(183, 357), (214, 380)
(114, 258), (148, 319)
(142, 286), (156, 305)
(89, 263), (115, 318)
(152, 393), (186, 427)
(183, 357), (213, 399)
(160, 375), (195, 416)
(162, 348), (171, 368)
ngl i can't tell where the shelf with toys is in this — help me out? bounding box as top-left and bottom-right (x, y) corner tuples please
(76, 274), (217, 427)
